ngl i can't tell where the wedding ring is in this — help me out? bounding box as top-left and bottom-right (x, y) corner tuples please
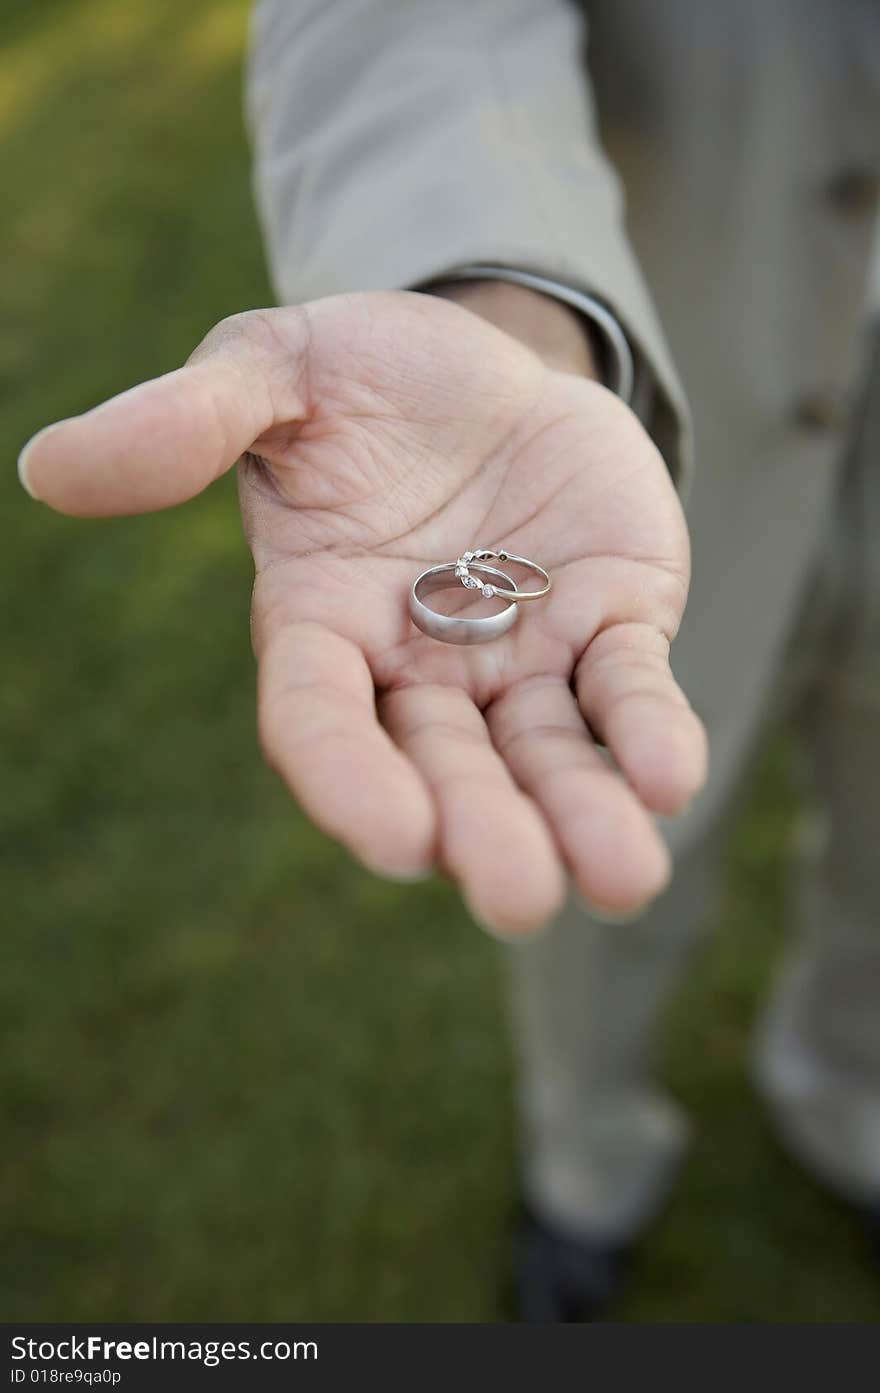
(409, 562), (519, 644)
(454, 548), (551, 602)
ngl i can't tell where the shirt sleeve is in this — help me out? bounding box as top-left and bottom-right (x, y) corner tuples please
(245, 0), (693, 491)
(429, 264), (636, 403)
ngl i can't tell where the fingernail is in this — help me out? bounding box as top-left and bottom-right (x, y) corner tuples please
(471, 911), (552, 945)
(576, 890), (676, 924)
(17, 421), (63, 501)
(579, 901), (644, 925)
(366, 861), (433, 884)
(17, 440), (40, 500)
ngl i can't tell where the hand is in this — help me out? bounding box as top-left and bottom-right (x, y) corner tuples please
(19, 291), (706, 935)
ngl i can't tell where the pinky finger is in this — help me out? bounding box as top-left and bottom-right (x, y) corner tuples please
(575, 622), (708, 815)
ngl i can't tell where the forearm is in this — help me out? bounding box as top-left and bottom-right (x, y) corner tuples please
(429, 279), (603, 380)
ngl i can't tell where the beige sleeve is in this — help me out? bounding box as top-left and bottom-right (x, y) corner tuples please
(245, 0), (692, 489)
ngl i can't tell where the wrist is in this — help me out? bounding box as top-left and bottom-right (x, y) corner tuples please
(428, 278), (603, 380)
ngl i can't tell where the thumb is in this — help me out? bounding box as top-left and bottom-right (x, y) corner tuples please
(16, 309), (307, 517)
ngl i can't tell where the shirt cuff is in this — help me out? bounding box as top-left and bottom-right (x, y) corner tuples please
(429, 263), (635, 404)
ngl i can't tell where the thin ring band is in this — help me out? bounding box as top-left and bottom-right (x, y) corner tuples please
(455, 548), (551, 602)
(409, 562), (519, 645)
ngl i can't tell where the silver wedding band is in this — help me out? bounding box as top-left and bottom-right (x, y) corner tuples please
(409, 562), (519, 645)
(409, 546), (551, 645)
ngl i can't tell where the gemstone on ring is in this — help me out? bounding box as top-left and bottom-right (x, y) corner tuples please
(453, 546), (551, 603)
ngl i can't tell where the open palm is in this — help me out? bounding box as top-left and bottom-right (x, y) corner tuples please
(21, 292), (706, 933)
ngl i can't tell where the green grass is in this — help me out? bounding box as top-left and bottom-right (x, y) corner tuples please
(1, 0), (878, 1322)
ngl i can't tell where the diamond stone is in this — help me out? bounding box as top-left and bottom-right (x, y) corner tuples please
(482, 584), (495, 599)
(462, 575), (479, 589)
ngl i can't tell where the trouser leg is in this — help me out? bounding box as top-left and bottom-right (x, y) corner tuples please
(507, 825), (727, 1242)
(754, 329), (880, 1205)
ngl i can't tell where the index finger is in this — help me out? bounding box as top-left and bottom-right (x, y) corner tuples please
(258, 620), (437, 880)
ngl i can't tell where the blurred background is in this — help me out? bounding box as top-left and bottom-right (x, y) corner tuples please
(2, 0), (879, 1322)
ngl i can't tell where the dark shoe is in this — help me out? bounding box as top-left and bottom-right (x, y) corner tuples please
(515, 1204), (631, 1322)
(857, 1202), (880, 1265)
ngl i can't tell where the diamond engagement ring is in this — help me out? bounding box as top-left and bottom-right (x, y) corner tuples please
(409, 562), (519, 644)
(454, 548), (551, 602)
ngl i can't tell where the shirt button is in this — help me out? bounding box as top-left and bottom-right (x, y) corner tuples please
(793, 389), (845, 431)
(826, 166), (880, 216)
